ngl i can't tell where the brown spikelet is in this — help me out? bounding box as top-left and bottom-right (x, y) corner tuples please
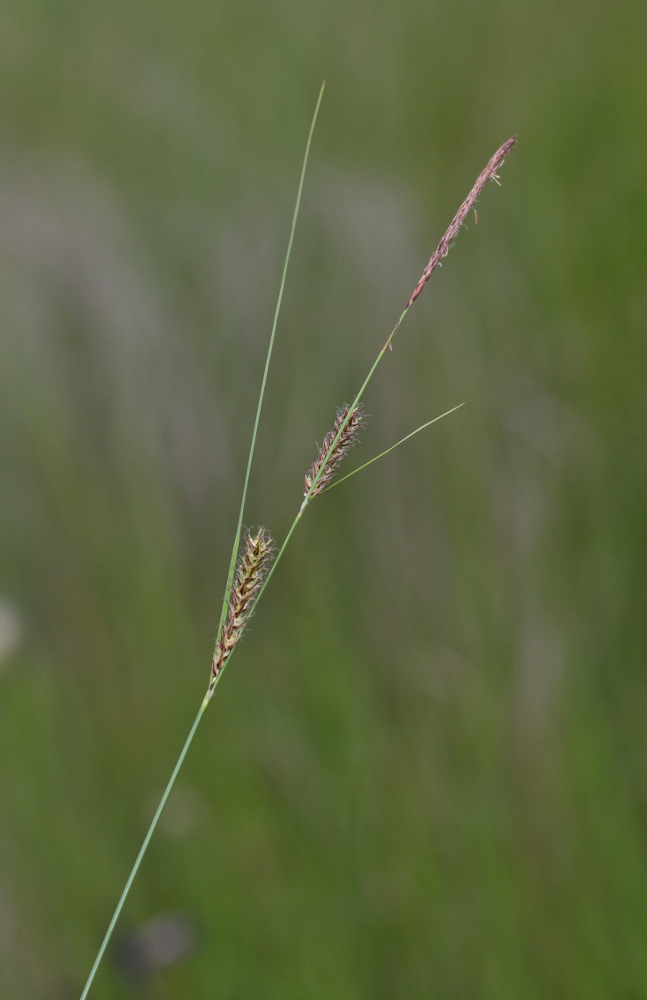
(405, 136), (517, 309)
(304, 402), (365, 500)
(209, 527), (274, 692)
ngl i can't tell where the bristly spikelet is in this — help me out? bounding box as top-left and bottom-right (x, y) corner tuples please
(209, 527), (274, 693)
(304, 402), (365, 499)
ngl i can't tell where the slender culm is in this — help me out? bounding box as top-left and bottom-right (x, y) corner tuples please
(209, 527), (274, 695)
(304, 403), (366, 500)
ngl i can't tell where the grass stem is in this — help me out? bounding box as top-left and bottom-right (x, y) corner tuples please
(213, 81), (326, 650)
(79, 700), (207, 1000)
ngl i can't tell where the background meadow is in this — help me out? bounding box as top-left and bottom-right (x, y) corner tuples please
(1, 0), (647, 996)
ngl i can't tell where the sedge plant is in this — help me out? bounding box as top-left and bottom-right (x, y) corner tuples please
(79, 83), (516, 998)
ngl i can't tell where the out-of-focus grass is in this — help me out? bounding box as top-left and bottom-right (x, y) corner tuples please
(1, 0), (646, 996)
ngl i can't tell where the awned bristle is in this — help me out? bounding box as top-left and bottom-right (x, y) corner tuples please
(304, 403), (366, 500)
(209, 528), (274, 694)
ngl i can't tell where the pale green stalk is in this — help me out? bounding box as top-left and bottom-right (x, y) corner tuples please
(79, 702), (206, 1000)
(214, 80), (326, 648)
(78, 83), (324, 1000)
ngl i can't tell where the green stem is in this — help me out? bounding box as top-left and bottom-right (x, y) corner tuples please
(79, 699), (208, 1000)
(79, 84), (325, 1000)
(214, 80), (326, 647)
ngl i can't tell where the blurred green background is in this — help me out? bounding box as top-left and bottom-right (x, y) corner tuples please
(1, 0), (646, 996)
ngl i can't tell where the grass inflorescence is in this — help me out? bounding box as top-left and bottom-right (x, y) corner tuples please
(209, 527), (275, 696)
(78, 83), (515, 999)
(304, 402), (366, 500)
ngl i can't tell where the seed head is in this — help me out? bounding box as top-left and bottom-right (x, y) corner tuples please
(304, 403), (365, 500)
(210, 527), (274, 692)
(405, 136), (517, 309)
